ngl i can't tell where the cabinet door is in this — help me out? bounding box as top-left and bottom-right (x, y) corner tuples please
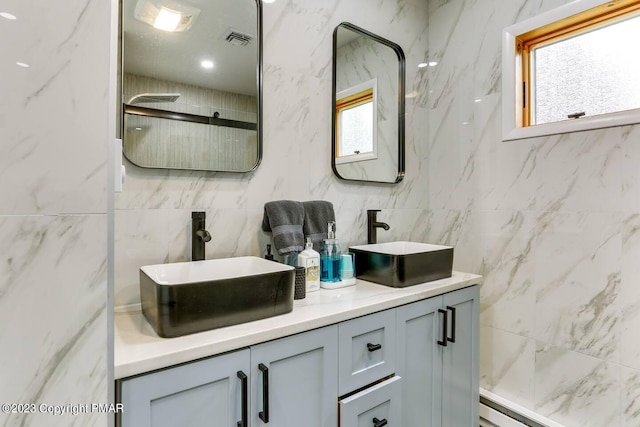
(119, 349), (250, 427)
(250, 325), (338, 427)
(338, 309), (396, 395)
(339, 375), (402, 427)
(441, 285), (480, 427)
(396, 296), (443, 427)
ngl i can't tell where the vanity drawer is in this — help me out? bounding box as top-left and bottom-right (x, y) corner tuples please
(339, 375), (402, 427)
(338, 309), (396, 395)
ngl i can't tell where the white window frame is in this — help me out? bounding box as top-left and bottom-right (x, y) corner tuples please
(335, 78), (378, 165)
(502, 0), (640, 141)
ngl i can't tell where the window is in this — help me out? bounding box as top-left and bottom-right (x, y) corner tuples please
(502, 0), (640, 141)
(335, 79), (377, 164)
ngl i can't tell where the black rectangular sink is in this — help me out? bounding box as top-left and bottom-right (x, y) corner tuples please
(140, 256), (295, 338)
(349, 241), (453, 287)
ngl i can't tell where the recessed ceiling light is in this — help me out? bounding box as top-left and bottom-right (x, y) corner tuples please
(135, 127), (142, 130)
(0, 12), (17, 20)
(153, 7), (182, 32)
(16, 62), (30, 68)
(418, 62), (428, 68)
(428, 61), (438, 67)
(134, 0), (200, 32)
(201, 60), (214, 69)
(262, 0), (276, 3)
(474, 98), (482, 103)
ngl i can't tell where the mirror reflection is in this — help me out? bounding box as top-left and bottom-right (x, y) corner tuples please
(332, 23), (405, 183)
(121, 0), (261, 172)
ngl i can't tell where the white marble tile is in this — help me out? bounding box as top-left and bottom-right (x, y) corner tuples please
(428, 98), (475, 211)
(621, 214), (640, 370)
(623, 367), (640, 427)
(0, 0), (109, 216)
(480, 325), (535, 408)
(534, 128), (622, 214)
(472, 94), (539, 211)
(114, 209), (173, 307)
(0, 215), (107, 426)
(427, 0), (478, 110)
(534, 212), (621, 362)
(534, 343), (621, 427)
(476, 210), (536, 336)
(115, 160), (250, 211)
(620, 125), (640, 214)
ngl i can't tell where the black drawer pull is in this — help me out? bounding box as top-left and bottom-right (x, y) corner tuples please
(373, 417), (388, 427)
(437, 309), (448, 347)
(237, 371), (248, 427)
(258, 363), (269, 423)
(446, 306), (456, 343)
(367, 343), (382, 352)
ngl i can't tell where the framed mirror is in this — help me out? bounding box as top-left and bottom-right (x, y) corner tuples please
(121, 0), (262, 172)
(332, 23), (405, 184)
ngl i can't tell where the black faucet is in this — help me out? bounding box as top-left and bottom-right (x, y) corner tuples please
(367, 210), (390, 244)
(191, 211), (211, 261)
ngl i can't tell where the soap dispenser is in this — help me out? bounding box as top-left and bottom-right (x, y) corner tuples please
(298, 237), (320, 292)
(320, 221), (341, 283)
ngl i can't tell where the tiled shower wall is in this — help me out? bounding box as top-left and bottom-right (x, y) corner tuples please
(114, 0), (431, 306)
(425, 0), (640, 425)
(0, 0), (111, 426)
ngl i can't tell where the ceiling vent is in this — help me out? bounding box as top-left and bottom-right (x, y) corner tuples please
(221, 28), (254, 47)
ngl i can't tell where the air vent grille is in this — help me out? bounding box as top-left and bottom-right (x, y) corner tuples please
(221, 28), (254, 47)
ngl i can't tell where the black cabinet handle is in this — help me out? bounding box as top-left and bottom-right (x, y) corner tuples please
(446, 306), (456, 343)
(373, 417), (388, 427)
(258, 363), (269, 423)
(437, 309), (448, 347)
(237, 371), (248, 427)
(367, 343), (382, 352)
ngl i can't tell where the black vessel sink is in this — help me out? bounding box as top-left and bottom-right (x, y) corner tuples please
(140, 256), (295, 338)
(349, 241), (453, 288)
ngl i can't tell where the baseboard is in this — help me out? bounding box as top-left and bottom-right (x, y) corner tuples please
(479, 388), (566, 427)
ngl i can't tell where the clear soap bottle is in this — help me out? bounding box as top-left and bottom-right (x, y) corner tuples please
(298, 237), (320, 292)
(320, 221), (341, 283)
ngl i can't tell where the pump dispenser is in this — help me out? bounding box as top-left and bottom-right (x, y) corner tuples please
(298, 237), (320, 292)
(320, 221), (341, 283)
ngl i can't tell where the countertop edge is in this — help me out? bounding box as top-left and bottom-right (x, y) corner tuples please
(114, 272), (482, 379)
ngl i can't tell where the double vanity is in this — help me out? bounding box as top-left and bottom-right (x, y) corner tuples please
(115, 243), (481, 427)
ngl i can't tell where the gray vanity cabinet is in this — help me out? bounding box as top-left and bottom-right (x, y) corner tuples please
(119, 349), (251, 427)
(119, 325), (338, 427)
(250, 325), (338, 427)
(396, 285), (479, 427)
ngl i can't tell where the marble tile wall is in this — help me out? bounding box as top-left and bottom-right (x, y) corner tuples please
(426, 0), (640, 425)
(114, 0), (431, 306)
(0, 0), (111, 426)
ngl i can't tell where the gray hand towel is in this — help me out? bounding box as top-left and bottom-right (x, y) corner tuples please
(262, 201), (305, 255)
(302, 201), (336, 251)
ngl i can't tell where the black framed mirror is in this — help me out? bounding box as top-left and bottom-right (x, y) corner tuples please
(121, 0), (262, 172)
(332, 22), (405, 184)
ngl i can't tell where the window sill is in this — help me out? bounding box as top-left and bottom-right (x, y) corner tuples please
(335, 153), (377, 164)
(502, 108), (640, 141)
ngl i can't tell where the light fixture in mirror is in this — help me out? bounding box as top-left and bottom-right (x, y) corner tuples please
(332, 22), (405, 184)
(121, 0), (262, 172)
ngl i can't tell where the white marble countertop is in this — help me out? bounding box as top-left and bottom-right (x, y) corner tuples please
(114, 271), (482, 379)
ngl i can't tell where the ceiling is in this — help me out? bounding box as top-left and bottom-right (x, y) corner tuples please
(123, 0), (258, 96)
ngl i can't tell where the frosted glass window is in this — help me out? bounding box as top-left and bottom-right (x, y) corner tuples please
(533, 14), (640, 125)
(339, 102), (373, 156)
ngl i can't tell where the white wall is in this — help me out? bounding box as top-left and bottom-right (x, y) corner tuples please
(0, 0), (112, 426)
(114, 0), (431, 307)
(426, 0), (640, 425)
